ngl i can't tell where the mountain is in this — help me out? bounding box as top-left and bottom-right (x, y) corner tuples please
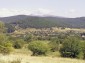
(0, 15), (85, 28)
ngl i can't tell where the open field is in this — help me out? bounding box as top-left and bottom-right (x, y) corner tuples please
(12, 27), (85, 35)
(0, 54), (85, 63)
(0, 48), (85, 63)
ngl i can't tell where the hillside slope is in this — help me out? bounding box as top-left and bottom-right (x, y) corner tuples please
(0, 15), (85, 28)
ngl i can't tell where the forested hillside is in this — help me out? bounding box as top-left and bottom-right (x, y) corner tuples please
(0, 15), (85, 29)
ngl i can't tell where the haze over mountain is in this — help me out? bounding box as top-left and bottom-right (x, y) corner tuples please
(0, 15), (85, 29)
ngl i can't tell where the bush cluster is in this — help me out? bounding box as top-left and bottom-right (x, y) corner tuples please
(60, 36), (85, 59)
(28, 41), (50, 56)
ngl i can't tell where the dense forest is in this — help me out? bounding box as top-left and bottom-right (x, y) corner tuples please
(0, 15), (85, 29)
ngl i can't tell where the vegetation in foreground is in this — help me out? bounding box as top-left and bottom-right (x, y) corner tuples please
(0, 54), (85, 63)
(0, 22), (85, 63)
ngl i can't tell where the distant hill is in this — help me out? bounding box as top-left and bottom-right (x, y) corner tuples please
(0, 15), (85, 28)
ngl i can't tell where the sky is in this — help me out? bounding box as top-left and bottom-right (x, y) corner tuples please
(0, 0), (85, 18)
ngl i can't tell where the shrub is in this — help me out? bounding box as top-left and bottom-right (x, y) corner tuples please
(60, 36), (82, 58)
(0, 42), (13, 55)
(28, 41), (50, 56)
(0, 22), (5, 33)
(0, 33), (8, 45)
(77, 52), (84, 59)
(13, 39), (25, 49)
(0, 33), (13, 55)
(24, 34), (34, 43)
(49, 37), (61, 52)
(81, 41), (85, 59)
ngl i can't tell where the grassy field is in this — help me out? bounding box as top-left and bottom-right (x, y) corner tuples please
(0, 48), (84, 63)
(0, 54), (85, 63)
(1, 41), (83, 63)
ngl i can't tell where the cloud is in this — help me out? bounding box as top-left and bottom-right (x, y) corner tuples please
(69, 9), (76, 13)
(0, 8), (79, 18)
(36, 8), (52, 15)
(0, 8), (55, 17)
(63, 9), (78, 18)
(0, 8), (32, 17)
(28, 8), (55, 16)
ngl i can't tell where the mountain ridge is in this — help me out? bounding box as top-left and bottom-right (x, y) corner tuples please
(0, 15), (85, 28)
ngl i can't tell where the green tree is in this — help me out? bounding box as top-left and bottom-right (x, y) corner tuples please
(60, 36), (82, 58)
(0, 22), (13, 55)
(5, 23), (15, 33)
(28, 41), (50, 56)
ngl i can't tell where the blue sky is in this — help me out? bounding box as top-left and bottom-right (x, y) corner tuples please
(0, 0), (85, 17)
